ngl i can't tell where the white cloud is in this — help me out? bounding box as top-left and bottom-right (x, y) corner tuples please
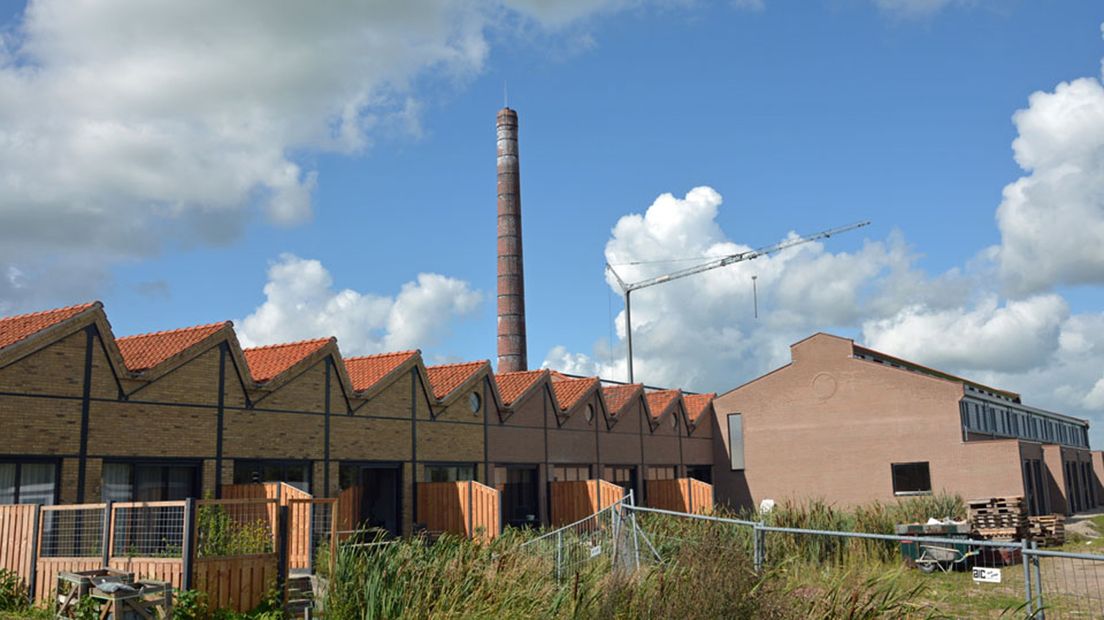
(861, 295), (1068, 374)
(997, 72), (1104, 296)
(238, 254), (481, 354)
(0, 0), (633, 311)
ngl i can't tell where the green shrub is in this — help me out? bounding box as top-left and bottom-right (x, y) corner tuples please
(0, 570), (27, 613)
(195, 504), (272, 557)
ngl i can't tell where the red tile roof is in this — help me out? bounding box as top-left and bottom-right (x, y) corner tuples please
(345, 351), (418, 392)
(425, 361), (487, 400)
(495, 370), (546, 406)
(602, 384), (642, 416)
(645, 389), (681, 420)
(243, 338), (331, 383)
(683, 392), (715, 424)
(116, 323), (228, 372)
(552, 377), (597, 412)
(0, 302), (97, 351)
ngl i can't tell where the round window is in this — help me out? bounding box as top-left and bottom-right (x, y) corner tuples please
(469, 392), (481, 414)
(585, 403), (594, 423)
(671, 413), (678, 430)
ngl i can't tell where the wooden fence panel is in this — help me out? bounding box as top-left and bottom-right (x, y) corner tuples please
(645, 479), (713, 514)
(596, 480), (623, 510)
(34, 558), (101, 602)
(0, 504), (36, 589)
(336, 485), (362, 536)
(287, 498), (336, 572)
(193, 555), (278, 612)
(551, 481), (606, 527)
(108, 557), (184, 588)
(417, 482), (500, 541)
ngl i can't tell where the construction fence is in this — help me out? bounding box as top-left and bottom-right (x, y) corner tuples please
(521, 499), (1104, 619)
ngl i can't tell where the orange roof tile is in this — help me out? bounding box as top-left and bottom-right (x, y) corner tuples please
(645, 389), (681, 420)
(602, 384), (643, 416)
(495, 370), (546, 406)
(243, 338), (331, 383)
(552, 377), (598, 412)
(345, 351), (418, 392)
(116, 323), (228, 372)
(0, 302), (97, 351)
(425, 361), (487, 400)
(683, 392), (716, 424)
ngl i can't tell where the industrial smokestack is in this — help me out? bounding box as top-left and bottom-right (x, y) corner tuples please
(497, 107), (527, 372)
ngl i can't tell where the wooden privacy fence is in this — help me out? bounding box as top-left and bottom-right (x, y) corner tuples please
(417, 481), (501, 543)
(550, 479), (623, 527)
(193, 498), (280, 612)
(0, 504), (36, 591)
(287, 498), (336, 574)
(646, 478), (714, 514)
(107, 501), (187, 590)
(34, 504), (106, 602)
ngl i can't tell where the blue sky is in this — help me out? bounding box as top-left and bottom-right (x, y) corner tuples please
(1, 1), (1103, 437)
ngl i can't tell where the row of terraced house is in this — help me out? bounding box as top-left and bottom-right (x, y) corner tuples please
(3, 301), (1104, 533)
(0, 302), (715, 535)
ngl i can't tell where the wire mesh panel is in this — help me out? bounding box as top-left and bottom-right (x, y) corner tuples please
(194, 499), (275, 558)
(519, 496), (640, 580)
(288, 498), (336, 574)
(1028, 549), (1104, 618)
(39, 505), (104, 558)
(110, 502), (186, 558)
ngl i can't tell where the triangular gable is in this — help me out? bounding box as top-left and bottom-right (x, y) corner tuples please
(601, 383), (643, 428)
(346, 351), (419, 394)
(426, 360), (502, 417)
(494, 369), (549, 422)
(682, 392), (716, 435)
(551, 376), (612, 427)
(117, 322), (229, 373)
(645, 389), (682, 432)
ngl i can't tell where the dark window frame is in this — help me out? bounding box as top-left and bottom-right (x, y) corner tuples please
(232, 459), (312, 493)
(102, 458), (202, 502)
(0, 457), (60, 505)
(422, 462), (477, 483)
(890, 461), (932, 496)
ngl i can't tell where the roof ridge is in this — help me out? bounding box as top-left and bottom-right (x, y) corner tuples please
(426, 359), (488, 369)
(117, 322), (229, 341)
(344, 350), (418, 361)
(0, 301), (99, 322)
(243, 337), (334, 352)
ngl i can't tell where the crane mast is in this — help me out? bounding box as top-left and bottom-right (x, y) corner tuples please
(606, 220), (870, 383)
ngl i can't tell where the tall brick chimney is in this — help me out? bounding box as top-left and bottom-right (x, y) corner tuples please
(497, 107), (527, 372)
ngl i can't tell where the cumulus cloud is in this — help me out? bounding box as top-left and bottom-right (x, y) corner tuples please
(238, 254), (481, 354)
(0, 0), (636, 311)
(997, 72), (1104, 296)
(542, 184), (1104, 441)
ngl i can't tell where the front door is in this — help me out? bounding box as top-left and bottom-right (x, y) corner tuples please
(360, 466), (402, 536)
(502, 466), (539, 528)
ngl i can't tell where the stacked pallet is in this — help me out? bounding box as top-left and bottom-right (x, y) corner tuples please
(1028, 515), (1066, 547)
(968, 497), (1028, 541)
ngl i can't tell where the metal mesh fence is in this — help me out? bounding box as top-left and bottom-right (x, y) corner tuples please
(110, 502), (186, 558)
(195, 499), (275, 558)
(519, 495), (642, 579)
(1029, 549), (1104, 618)
(310, 500), (335, 565)
(39, 506), (104, 558)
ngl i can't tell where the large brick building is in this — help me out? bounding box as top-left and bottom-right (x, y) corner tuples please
(0, 301), (714, 531)
(712, 333), (1104, 516)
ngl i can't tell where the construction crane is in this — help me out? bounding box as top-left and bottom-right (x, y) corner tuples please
(606, 220), (870, 383)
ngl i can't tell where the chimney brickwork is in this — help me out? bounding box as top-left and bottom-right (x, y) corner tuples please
(496, 107), (527, 372)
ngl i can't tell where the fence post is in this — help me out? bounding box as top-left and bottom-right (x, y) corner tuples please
(27, 504), (40, 606)
(555, 530), (562, 580)
(182, 498), (195, 591)
(101, 501), (113, 569)
(627, 490), (641, 570)
(468, 481), (474, 539)
(752, 523), (764, 573)
(1031, 540), (1045, 620)
(1020, 539), (1032, 615)
(276, 505), (289, 603)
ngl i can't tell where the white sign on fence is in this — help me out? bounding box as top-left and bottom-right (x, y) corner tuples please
(589, 544), (602, 558)
(972, 567), (1002, 583)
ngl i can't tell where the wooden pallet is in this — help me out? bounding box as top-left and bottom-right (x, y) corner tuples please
(968, 497), (1027, 540)
(1028, 514), (1066, 547)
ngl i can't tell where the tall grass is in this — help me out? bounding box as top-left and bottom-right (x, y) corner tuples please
(324, 507), (949, 620)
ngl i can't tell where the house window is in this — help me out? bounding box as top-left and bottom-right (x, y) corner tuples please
(728, 414), (745, 470)
(584, 404), (594, 423)
(424, 463), (475, 482)
(551, 465), (590, 481)
(103, 461), (199, 502)
(0, 460), (57, 504)
(645, 466), (677, 481)
(687, 465), (712, 484)
(891, 462), (932, 496)
(603, 466), (636, 495)
(233, 460), (311, 493)
(468, 392), (481, 414)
